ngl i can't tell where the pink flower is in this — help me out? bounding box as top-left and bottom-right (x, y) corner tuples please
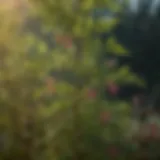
(107, 81), (119, 95)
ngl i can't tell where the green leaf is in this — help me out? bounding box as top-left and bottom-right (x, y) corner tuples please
(37, 41), (48, 54)
(106, 37), (128, 55)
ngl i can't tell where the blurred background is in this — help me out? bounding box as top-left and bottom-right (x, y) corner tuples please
(1, 0), (160, 159)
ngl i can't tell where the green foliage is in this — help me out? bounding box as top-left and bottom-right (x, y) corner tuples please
(0, 6), (56, 160)
(106, 66), (146, 86)
(28, 0), (138, 159)
(1, 1), (158, 160)
(106, 37), (128, 55)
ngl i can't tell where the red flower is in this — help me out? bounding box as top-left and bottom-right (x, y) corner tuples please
(107, 146), (119, 157)
(100, 111), (111, 124)
(55, 35), (72, 48)
(107, 81), (119, 95)
(55, 36), (63, 43)
(64, 39), (72, 48)
(148, 123), (159, 139)
(87, 89), (97, 99)
(45, 77), (56, 94)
